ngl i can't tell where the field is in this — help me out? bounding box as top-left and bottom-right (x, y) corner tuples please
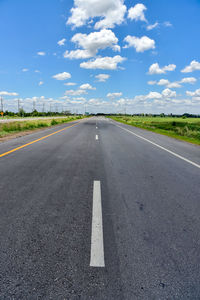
(0, 116), (84, 139)
(109, 116), (200, 145)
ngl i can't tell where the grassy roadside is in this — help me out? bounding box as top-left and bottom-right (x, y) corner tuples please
(109, 116), (200, 145)
(0, 116), (85, 139)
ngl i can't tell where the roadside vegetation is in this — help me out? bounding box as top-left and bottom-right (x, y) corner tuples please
(109, 115), (200, 145)
(1, 109), (72, 118)
(0, 116), (84, 138)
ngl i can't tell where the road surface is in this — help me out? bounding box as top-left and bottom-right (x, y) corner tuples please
(0, 117), (200, 299)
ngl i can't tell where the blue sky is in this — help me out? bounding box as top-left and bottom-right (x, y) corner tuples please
(0, 0), (200, 114)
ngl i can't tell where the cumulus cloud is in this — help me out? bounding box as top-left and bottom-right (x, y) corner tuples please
(80, 55), (125, 70)
(65, 89), (87, 96)
(146, 22), (159, 31)
(162, 88), (176, 98)
(157, 79), (170, 86)
(124, 35), (155, 52)
(180, 77), (197, 84)
(22, 68), (29, 72)
(148, 77), (196, 88)
(186, 88), (200, 97)
(57, 38), (66, 46)
(148, 80), (157, 85)
(128, 3), (147, 22)
(0, 91), (18, 96)
(80, 83), (96, 90)
(167, 82), (182, 88)
(64, 29), (120, 59)
(64, 49), (92, 59)
(38, 81), (44, 86)
(181, 60), (200, 73)
(64, 82), (77, 86)
(145, 91), (162, 99)
(107, 92), (122, 98)
(52, 72), (71, 80)
(148, 63), (176, 74)
(67, 0), (127, 29)
(144, 88), (176, 100)
(37, 51), (46, 56)
(95, 74), (110, 82)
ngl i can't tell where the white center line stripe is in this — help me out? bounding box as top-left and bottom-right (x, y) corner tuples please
(96, 135), (98, 140)
(115, 123), (200, 170)
(90, 181), (105, 267)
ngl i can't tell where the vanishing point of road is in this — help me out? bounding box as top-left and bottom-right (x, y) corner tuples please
(0, 117), (200, 299)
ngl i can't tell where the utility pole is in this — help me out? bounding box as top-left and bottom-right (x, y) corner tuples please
(50, 103), (52, 112)
(18, 99), (20, 113)
(42, 102), (45, 113)
(32, 100), (36, 112)
(1, 97), (3, 112)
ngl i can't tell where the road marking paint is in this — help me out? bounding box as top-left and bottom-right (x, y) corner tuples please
(0, 121), (82, 158)
(96, 135), (98, 140)
(90, 181), (105, 267)
(115, 123), (200, 169)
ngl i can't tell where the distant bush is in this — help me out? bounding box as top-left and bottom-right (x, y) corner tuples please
(51, 119), (58, 125)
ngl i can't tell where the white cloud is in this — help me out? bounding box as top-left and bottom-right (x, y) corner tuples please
(146, 22), (159, 31)
(148, 63), (176, 74)
(107, 92), (122, 98)
(145, 91), (162, 99)
(157, 79), (170, 86)
(67, 0), (127, 29)
(65, 89), (87, 96)
(22, 68), (29, 72)
(128, 3), (147, 22)
(149, 77), (197, 89)
(64, 49), (92, 59)
(64, 82), (77, 86)
(143, 89), (176, 101)
(186, 88), (200, 97)
(180, 77), (197, 84)
(57, 38), (66, 46)
(52, 72), (71, 80)
(64, 29), (120, 59)
(167, 82), (181, 88)
(35, 70), (40, 73)
(163, 64), (176, 72)
(0, 91), (18, 96)
(148, 80), (157, 85)
(163, 21), (172, 27)
(38, 81), (44, 86)
(95, 74), (110, 82)
(80, 83), (96, 90)
(181, 60), (200, 73)
(80, 55), (125, 70)
(37, 51), (46, 56)
(124, 35), (155, 52)
(162, 88), (176, 98)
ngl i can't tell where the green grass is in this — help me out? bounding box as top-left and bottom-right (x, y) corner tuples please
(0, 116), (85, 138)
(109, 116), (200, 145)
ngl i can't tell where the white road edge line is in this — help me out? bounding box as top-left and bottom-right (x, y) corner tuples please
(90, 181), (105, 267)
(115, 123), (200, 170)
(96, 135), (98, 140)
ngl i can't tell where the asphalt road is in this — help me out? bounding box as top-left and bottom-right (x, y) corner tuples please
(0, 117), (200, 299)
